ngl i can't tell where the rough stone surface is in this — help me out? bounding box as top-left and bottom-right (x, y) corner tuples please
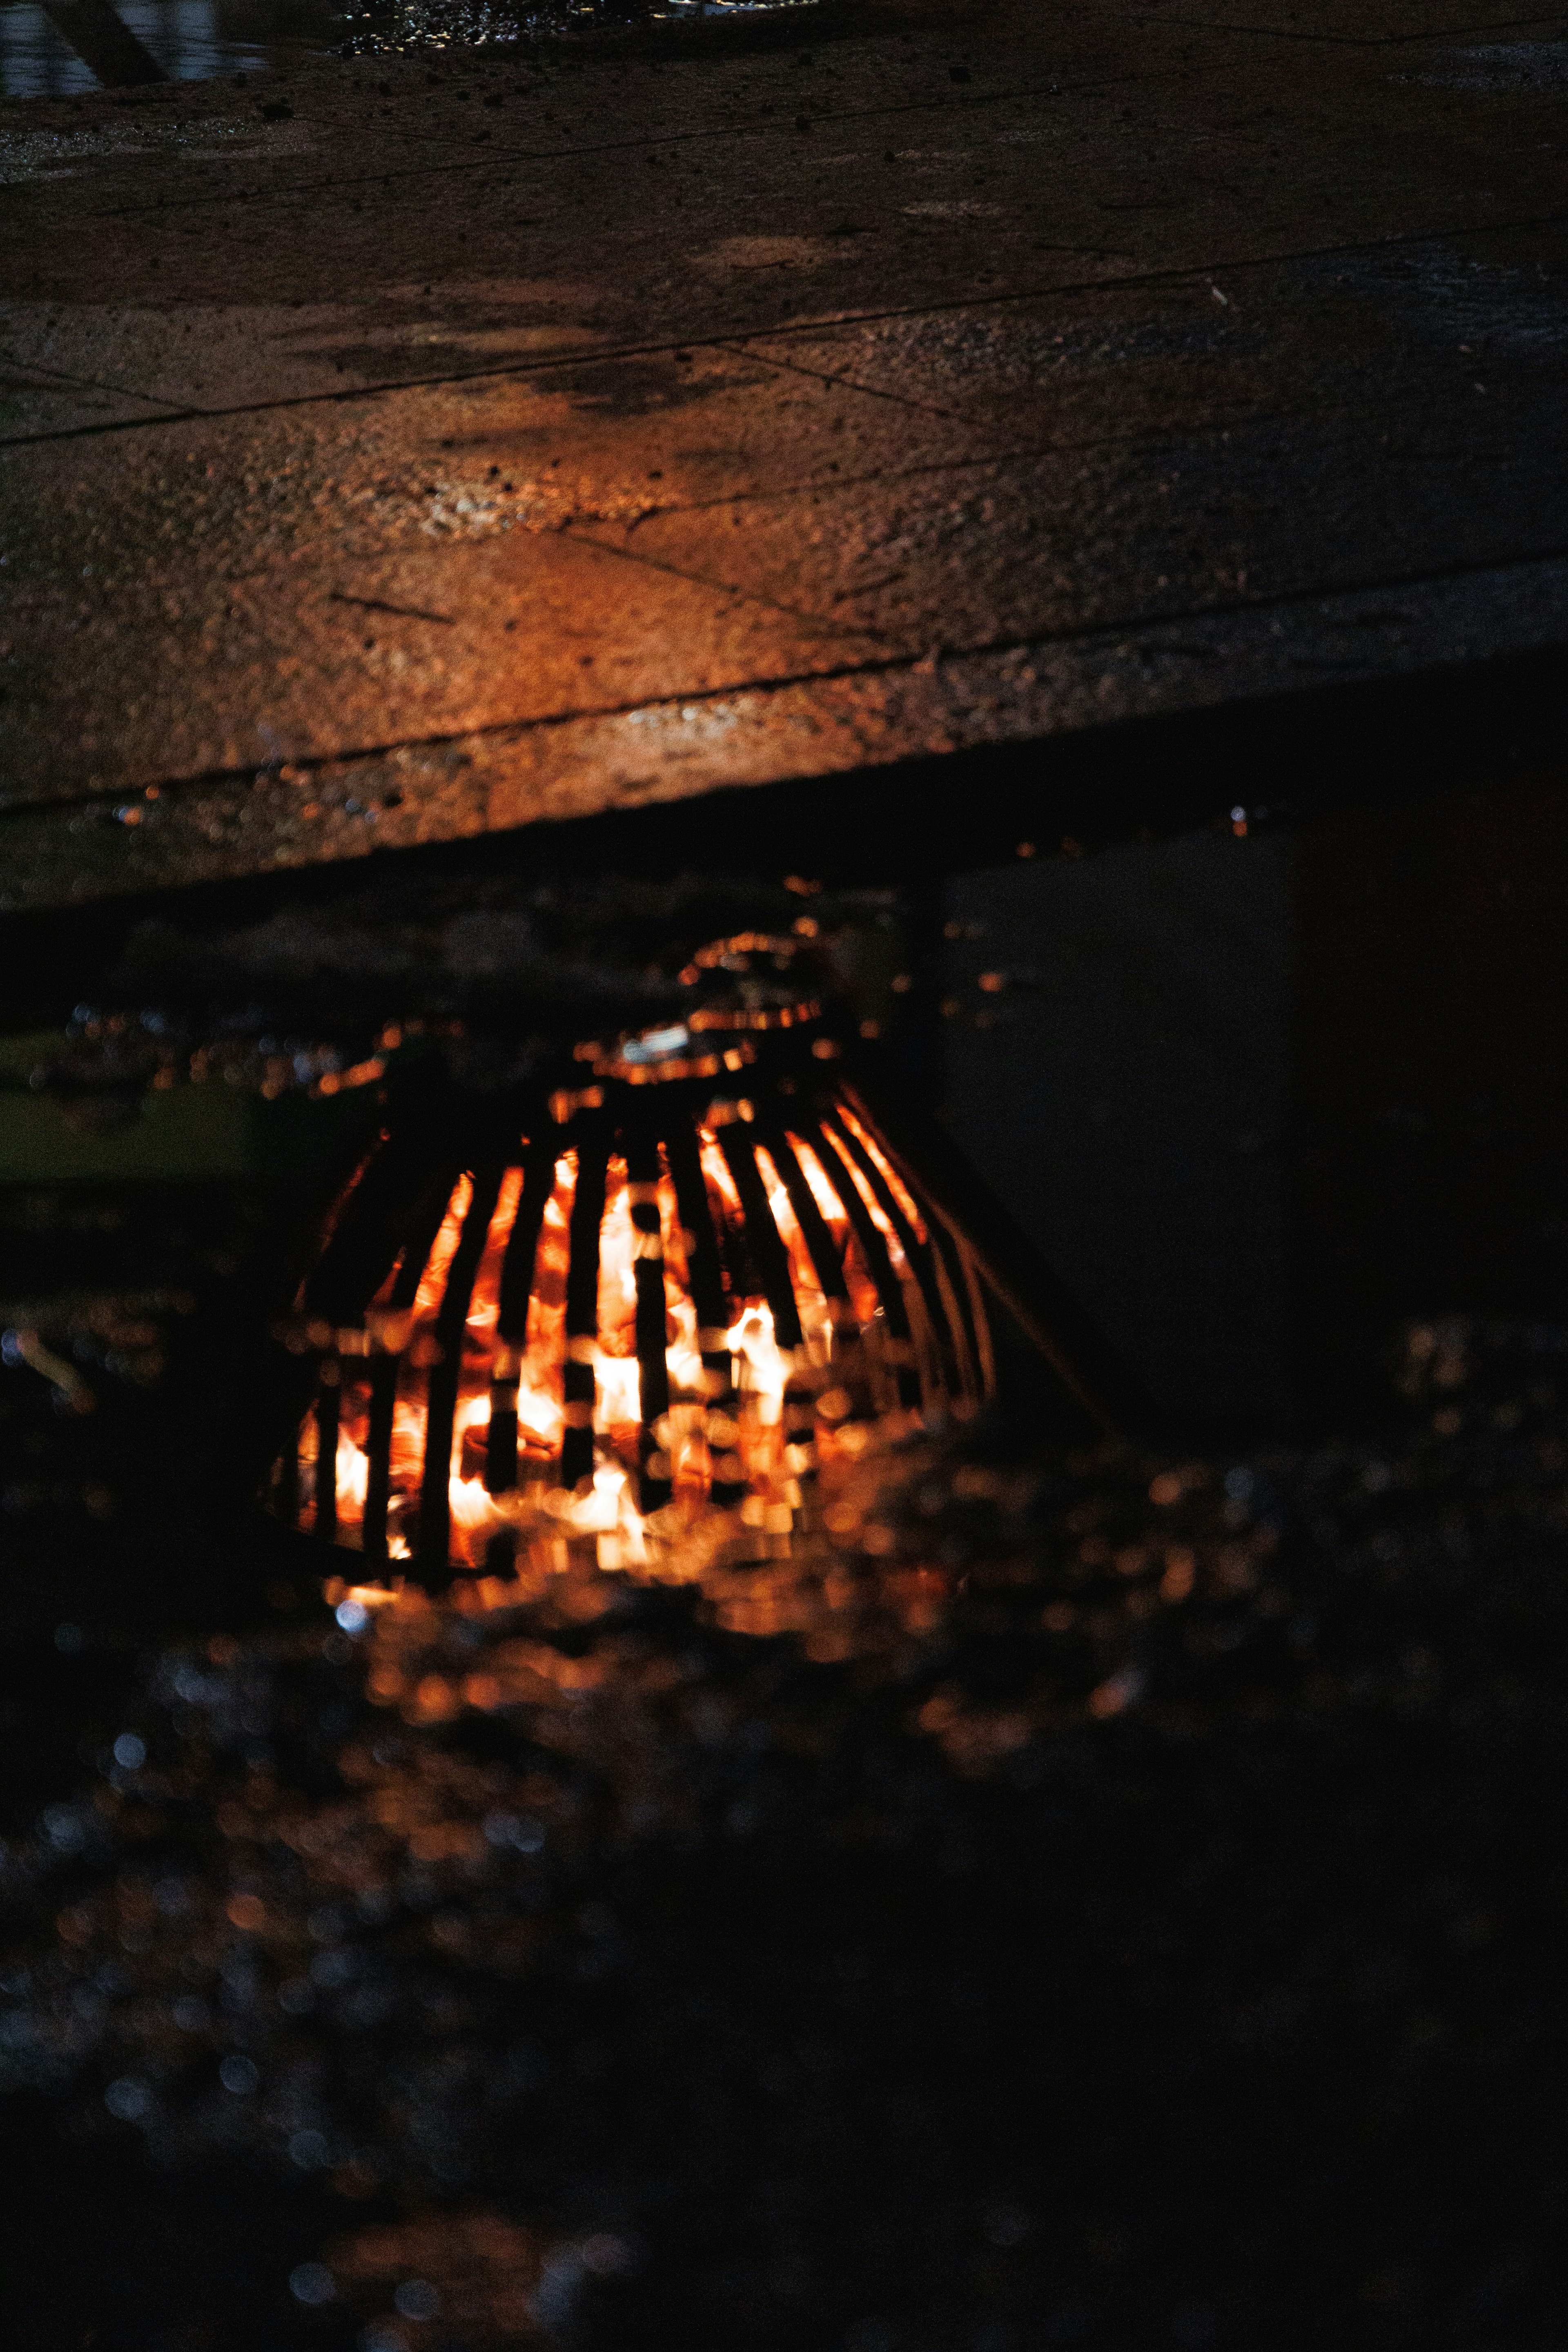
(2, 0), (1565, 903)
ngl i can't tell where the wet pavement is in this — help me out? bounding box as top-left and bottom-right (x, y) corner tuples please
(2, 0), (1566, 906)
(5, 9), (1568, 2339)
(2, 1136), (1567, 2347)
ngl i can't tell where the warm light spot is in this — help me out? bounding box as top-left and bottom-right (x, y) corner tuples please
(1160, 1548), (1196, 1601)
(1088, 1668), (1143, 1718)
(835, 1106), (927, 1243)
(283, 1077), (992, 1580)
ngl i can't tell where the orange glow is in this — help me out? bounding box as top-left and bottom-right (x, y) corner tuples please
(834, 1103), (927, 1241)
(277, 1092), (991, 1582)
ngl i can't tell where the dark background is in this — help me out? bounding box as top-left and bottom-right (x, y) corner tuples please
(2, 733), (1568, 2349)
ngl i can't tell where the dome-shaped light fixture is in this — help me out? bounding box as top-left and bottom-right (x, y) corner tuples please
(267, 934), (1120, 1589)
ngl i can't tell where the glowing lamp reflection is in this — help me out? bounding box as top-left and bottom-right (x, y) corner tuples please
(270, 1080), (993, 1588)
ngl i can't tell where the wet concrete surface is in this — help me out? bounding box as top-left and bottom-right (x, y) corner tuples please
(2, 0), (1566, 904)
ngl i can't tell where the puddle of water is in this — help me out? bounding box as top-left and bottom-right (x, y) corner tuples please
(0, 0), (343, 95)
(0, 0), (813, 94)
(339, 0), (815, 60)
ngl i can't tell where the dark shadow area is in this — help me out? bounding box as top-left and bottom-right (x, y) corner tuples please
(942, 764), (1568, 1441)
(8, 638), (1566, 1017)
(0, 1246), (1564, 2350)
(2, 769), (1566, 2346)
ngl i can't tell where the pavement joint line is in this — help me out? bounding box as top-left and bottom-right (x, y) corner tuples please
(0, 395), (1420, 613)
(7, 543), (1566, 831)
(68, 74), (1182, 220)
(0, 345), (189, 411)
(715, 336), (1011, 426)
(1118, 9), (1568, 43)
(328, 591), (457, 625)
(715, 339), (1303, 438)
(0, 397), (1385, 611)
(604, 397), (1434, 528)
(556, 520), (896, 641)
(4, 207), (1564, 456)
(0, 390), (1511, 557)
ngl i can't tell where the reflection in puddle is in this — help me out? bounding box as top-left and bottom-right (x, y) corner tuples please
(2, 1049), (1565, 2346)
(342, 0), (815, 57)
(0, 0), (343, 94)
(0, 0), (814, 94)
(3, 1319), (1563, 2338)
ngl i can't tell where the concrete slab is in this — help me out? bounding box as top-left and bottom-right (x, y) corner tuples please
(2, 0), (1565, 905)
